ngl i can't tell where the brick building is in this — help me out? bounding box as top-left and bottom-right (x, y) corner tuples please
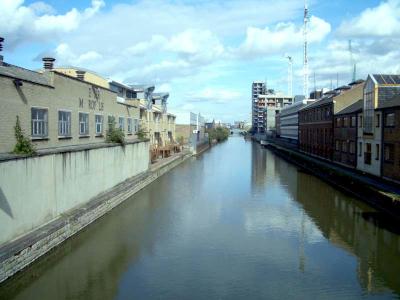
(333, 100), (363, 168)
(299, 81), (364, 161)
(357, 74), (400, 177)
(377, 96), (400, 183)
(298, 95), (335, 160)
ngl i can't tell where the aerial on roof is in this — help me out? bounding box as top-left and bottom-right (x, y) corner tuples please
(372, 74), (400, 85)
(0, 63), (51, 87)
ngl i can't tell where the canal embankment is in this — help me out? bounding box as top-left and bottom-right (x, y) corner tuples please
(263, 140), (400, 219)
(0, 141), (192, 283)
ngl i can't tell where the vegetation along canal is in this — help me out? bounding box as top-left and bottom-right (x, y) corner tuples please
(1, 135), (400, 299)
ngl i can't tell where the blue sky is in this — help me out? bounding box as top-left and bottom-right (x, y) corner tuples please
(1, 0), (399, 123)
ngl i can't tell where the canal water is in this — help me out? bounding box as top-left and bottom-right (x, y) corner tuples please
(1, 136), (400, 299)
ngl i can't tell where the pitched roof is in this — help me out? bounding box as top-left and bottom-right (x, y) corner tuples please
(0, 63), (51, 87)
(335, 99), (363, 115)
(372, 74), (400, 85)
(299, 95), (334, 111)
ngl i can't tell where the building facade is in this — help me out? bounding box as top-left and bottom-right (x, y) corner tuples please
(251, 81), (266, 133)
(259, 93), (293, 134)
(0, 57), (177, 154)
(377, 97), (400, 182)
(298, 96), (335, 160)
(357, 75), (400, 177)
(299, 82), (364, 161)
(333, 100), (363, 168)
(277, 99), (314, 142)
(0, 60), (141, 154)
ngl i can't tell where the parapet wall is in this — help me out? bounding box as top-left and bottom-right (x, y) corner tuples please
(0, 141), (150, 246)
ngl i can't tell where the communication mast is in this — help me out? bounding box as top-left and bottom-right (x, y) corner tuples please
(303, 0), (310, 99)
(286, 56), (293, 97)
(348, 40), (357, 82)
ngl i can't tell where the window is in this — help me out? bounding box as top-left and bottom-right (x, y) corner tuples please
(95, 114), (103, 135)
(108, 115), (115, 130)
(359, 142), (362, 156)
(349, 141), (356, 154)
(335, 118), (341, 127)
(365, 143), (372, 165)
(351, 116), (356, 128)
(363, 79), (375, 134)
(384, 144), (395, 163)
(31, 107), (48, 138)
(385, 112), (395, 127)
(376, 114), (380, 128)
(335, 140), (340, 151)
(359, 115), (363, 128)
(79, 112), (89, 135)
(58, 110), (71, 137)
(134, 119), (139, 133)
(343, 117), (349, 127)
(376, 144), (380, 160)
(119, 117), (125, 131)
(127, 118), (132, 134)
(342, 141), (347, 153)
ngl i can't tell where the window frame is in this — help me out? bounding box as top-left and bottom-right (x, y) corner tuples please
(31, 107), (49, 139)
(384, 112), (395, 128)
(78, 112), (90, 136)
(127, 117), (132, 134)
(95, 114), (104, 136)
(118, 116), (125, 131)
(58, 109), (72, 138)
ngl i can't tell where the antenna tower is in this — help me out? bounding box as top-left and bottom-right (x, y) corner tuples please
(303, 0), (309, 99)
(286, 56), (293, 97)
(348, 40), (357, 82)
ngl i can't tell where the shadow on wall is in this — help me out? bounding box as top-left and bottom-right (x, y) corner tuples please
(0, 187), (13, 218)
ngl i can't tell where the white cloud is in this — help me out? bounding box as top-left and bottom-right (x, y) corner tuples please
(237, 16), (331, 57)
(185, 87), (242, 104)
(0, 0), (104, 49)
(337, 0), (400, 38)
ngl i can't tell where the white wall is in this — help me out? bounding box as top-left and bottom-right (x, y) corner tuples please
(357, 111), (382, 176)
(0, 142), (149, 246)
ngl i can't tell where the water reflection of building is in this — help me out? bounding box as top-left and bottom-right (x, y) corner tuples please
(251, 143), (283, 190)
(292, 171), (400, 295)
(251, 142), (267, 188)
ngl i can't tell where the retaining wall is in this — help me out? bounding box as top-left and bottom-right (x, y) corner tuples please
(0, 147), (191, 283)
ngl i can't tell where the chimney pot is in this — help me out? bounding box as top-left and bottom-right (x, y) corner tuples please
(76, 70), (86, 81)
(42, 57), (55, 70)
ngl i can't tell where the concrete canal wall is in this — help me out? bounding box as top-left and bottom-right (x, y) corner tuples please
(264, 142), (400, 219)
(0, 142), (190, 283)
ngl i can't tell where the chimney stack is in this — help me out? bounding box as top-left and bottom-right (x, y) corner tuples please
(76, 70), (86, 81)
(0, 37), (4, 65)
(42, 57), (55, 70)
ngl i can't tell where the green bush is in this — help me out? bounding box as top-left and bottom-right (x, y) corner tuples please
(207, 127), (230, 143)
(13, 116), (36, 155)
(137, 127), (147, 140)
(106, 120), (125, 145)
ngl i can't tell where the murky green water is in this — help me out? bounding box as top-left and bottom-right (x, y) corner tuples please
(1, 136), (400, 299)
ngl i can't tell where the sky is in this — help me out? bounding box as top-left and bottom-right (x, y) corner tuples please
(1, 0), (399, 124)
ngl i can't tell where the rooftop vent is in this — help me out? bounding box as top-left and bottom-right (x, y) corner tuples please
(0, 37), (4, 65)
(42, 57), (55, 70)
(76, 70), (86, 81)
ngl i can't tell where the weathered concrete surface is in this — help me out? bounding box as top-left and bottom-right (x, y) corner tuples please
(0, 141), (150, 247)
(0, 151), (192, 283)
